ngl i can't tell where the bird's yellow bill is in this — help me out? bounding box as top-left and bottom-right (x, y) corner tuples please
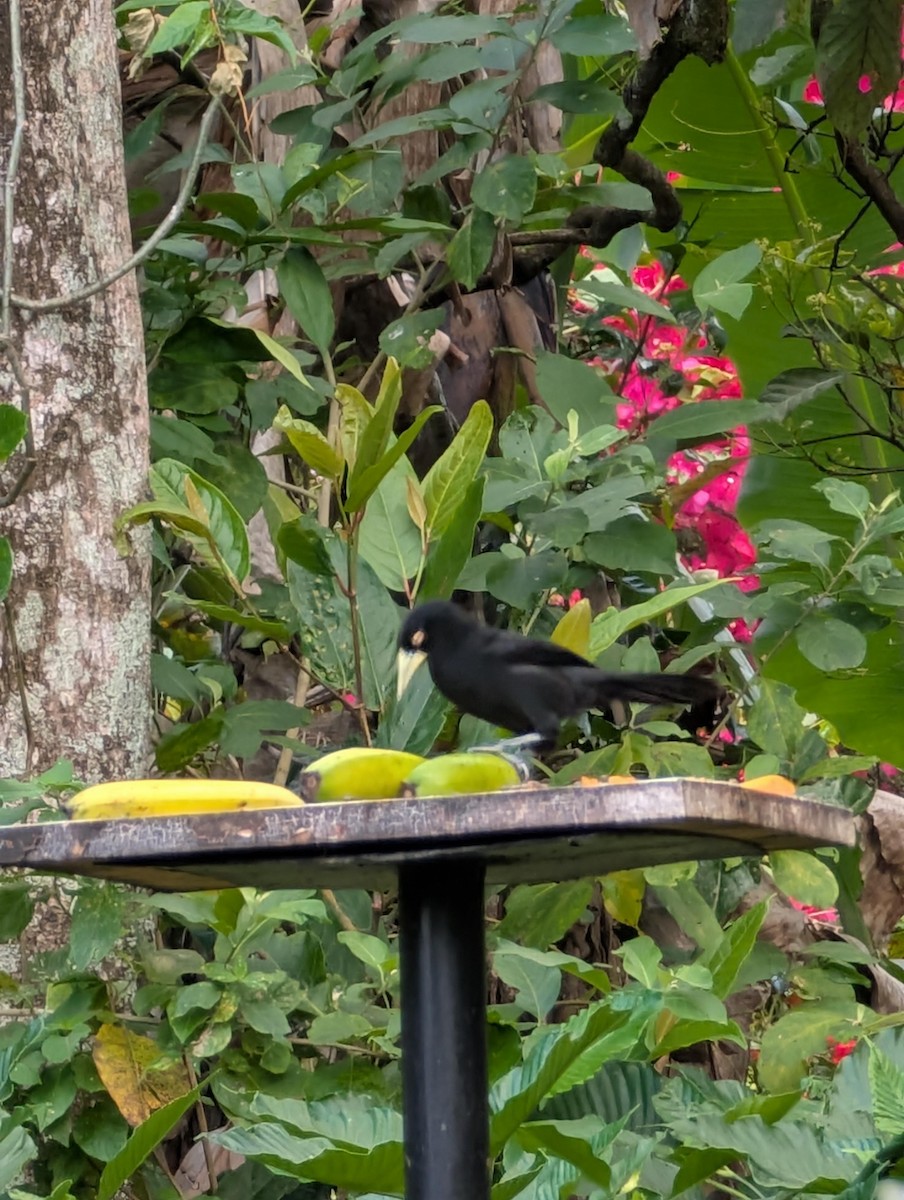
(396, 649), (427, 699)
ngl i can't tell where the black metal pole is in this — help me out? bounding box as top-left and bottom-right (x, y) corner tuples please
(398, 858), (489, 1200)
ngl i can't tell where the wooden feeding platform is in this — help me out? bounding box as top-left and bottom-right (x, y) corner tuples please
(0, 779), (856, 1200)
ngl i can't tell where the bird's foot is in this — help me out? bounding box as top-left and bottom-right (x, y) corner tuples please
(467, 733), (547, 756)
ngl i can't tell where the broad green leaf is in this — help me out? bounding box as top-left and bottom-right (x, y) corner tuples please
(378, 310), (444, 370)
(589, 577), (731, 658)
(0, 884), (33, 940)
(497, 881), (594, 949)
(757, 1002), (860, 1093)
(584, 516), (678, 576)
(0, 404), (27, 460)
(815, 478), (871, 520)
(147, 459), (250, 586)
(336, 383), (373, 472)
(155, 711), (225, 772)
(247, 329), (310, 385)
(70, 885), (123, 971)
(484, 548), (568, 609)
(344, 403), (441, 513)
(286, 561), (357, 700)
(375, 657), (449, 754)
(575, 279), (676, 323)
(770, 850), (839, 910)
(701, 900), (770, 1000)
(423, 400), (493, 539)
(745, 678), (806, 762)
(816, 0), (902, 139)
(147, 2), (208, 54)
(692, 242), (762, 319)
(219, 6), (297, 60)
(188, 601), (290, 641)
(277, 248), (335, 354)
(447, 207), (497, 289)
(551, 599), (591, 658)
(219, 700), (310, 759)
(796, 616), (867, 671)
(0, 536), (12, 602)
(551, 12), (636, 54)
(358, 459), (423, 591)
(646, 399), (763, 450)
(419, 477), (484, 600)
(274, 407), (344, 479)
(278, 514), (334, 576)
(0, 1124), (37, 1193)
(532, 80), (624, 116)
(516, 1117), (622, 1189)
(347, 358), (401, 490)
(97, 1092), (199, 1200)
(471, 155), (537, 223)
(534, 351), (617, 434)
(759, 368), (844, 420)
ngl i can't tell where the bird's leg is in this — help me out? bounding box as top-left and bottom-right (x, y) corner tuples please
(467, 732), (547, 755)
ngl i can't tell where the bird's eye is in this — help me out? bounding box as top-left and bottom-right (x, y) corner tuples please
(411, 629), (426, 649)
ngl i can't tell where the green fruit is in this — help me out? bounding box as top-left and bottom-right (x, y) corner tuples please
(400, 752), (528, 798)
(299, 747), (426, 802)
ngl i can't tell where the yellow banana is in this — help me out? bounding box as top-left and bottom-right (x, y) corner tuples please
(299, 747), (426, 803)
(66, 779), (303, 821)
(401, 751), (528, 798)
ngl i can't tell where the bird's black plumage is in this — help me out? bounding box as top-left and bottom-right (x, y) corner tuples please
(398, 600), (718, 748)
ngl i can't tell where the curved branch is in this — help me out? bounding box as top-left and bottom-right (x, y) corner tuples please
(11, 97), (221, 313)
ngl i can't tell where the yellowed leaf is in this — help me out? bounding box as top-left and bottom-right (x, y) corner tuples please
(740, 774), (796, 796)
(601, 869), (645, 928)
(92, 1023), (193, 1126)
(551, 598), (591, 658)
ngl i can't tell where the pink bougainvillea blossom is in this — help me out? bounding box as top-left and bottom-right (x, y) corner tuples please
(790, 897), (840, 924)
(826, 1036), (858, 1066)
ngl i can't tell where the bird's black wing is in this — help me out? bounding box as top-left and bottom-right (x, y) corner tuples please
(483, 627), (595, 670)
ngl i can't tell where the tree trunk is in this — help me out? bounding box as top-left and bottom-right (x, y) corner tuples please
(0, 0), (151, 782)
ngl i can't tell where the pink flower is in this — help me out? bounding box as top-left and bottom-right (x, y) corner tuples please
(790, 898), (840, 924)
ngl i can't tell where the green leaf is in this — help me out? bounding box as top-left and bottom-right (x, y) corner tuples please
(375, 657), (449, 754)
(0, 404), (27, 460)
(149, 361), (240, 414)
(245, 329), (310, 386)
(534, 351), (618, 434)
(869, 1045), (904, 1136)
(278, 514), (334, 577)
(277, 248), (335, 355)
(274, 407), (344, 479)
(692, 242), (762, 319)
(816, 0), (903, 139)
(219, 6), (297, 60)
(344, 404), (441, 513)
(347, 358), (401, 491)
(589, 577), (731, 657)
(0, 1124), (37, 1193)
(0, 884), (33, 940)
(146, 2), (208, 54)
(155, 711), (225, 772)
(146, 459), (250, 586)
(220, 700), (310, 759)
(70, 885), (123, 971)
(420, 478), (484, 600)
(701, 900), (770, 1000)
(551, 12), (636, 55)
(575, 279), (677, 323)
(187, 602), (291, 641)
(757, 1002), (859, 1093)
(796, 616), (867, 671)
(815, 477), (872, 520)
(516, 1117), (621, 1189)
(584, 516), (678, 576)
(532, 80), (625, 116)
(497, 881), (594, 950)
(423, 400), (493, 539)
(447, 208), (497, 288)
(358, 460), (423, 590)
(745, 678), (806, 762)
(378, 310), (444, 370)
(770, 850), (839, 910)
(647, 399), (763, 450)
(0, 536), (12, 602)
(337, 931), (392, 973)
(97, 1090), (200, 1200)
(471, 155), (536, 223)
(73, 1096), (129, 1161)
(759, 368), (844, 420)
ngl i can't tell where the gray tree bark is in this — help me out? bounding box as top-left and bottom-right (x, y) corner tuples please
(0, 0), (151, 782)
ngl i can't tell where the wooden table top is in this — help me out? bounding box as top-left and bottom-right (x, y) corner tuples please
(0, 779), (856, 891)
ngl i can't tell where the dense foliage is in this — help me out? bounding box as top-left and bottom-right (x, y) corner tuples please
(5, 0), (904, 1197)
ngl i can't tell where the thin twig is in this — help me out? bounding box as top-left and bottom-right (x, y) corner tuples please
(11, 98), (221, 313)
(1, 0), (26, 338)
(0, 336), (36, 507)
(273, 660), (311, 787)
(321, 887), (358, 932)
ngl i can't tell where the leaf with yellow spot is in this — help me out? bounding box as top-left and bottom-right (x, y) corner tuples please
(601, 869), (645, 928)
(92, 1023), (193, 1126)
(551, 598), (591, 658)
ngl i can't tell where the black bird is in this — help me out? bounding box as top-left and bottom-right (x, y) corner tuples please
(396, 600), (718, 749)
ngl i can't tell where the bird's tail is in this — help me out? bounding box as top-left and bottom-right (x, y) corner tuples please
(595, 672), (719, 708)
